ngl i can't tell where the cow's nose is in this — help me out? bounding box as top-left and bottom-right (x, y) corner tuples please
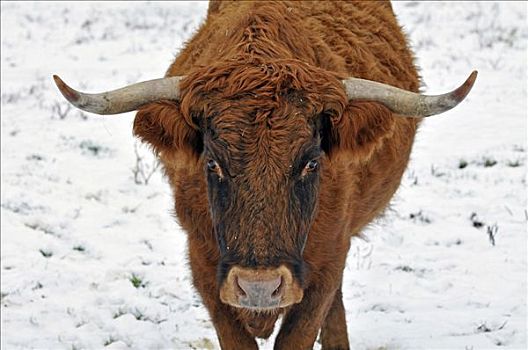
(236, 275), (283, 309)
(219, 265), (304, 310)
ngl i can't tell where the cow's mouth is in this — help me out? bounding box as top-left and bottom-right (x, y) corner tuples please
(239, 310), (282, 339)
(219, 265), (304, 310)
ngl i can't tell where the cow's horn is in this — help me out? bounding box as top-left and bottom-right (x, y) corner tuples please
(52, 75), (184, 115)
(342, 70), (477, 117)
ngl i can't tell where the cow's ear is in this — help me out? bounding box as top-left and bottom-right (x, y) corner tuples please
(133, 101), (202, 156)
(324, 101), (396, 162)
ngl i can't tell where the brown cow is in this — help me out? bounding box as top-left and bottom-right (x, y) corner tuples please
(54, 1), (476, 349)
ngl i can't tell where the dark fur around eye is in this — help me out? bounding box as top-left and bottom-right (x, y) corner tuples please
(206, 166), (229, 212)
(292, 165), (320, 221)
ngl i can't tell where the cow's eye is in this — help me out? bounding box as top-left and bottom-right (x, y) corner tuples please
(301, 159), (319, 177)
(305, 160), (318, 172)
(207, 159), (224, 179)
(207, 159), (219, 172)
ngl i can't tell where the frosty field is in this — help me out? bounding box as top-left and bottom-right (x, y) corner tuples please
(1, 2), (526, 349)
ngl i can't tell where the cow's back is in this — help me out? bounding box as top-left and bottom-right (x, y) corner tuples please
(169, 1), (419, 91)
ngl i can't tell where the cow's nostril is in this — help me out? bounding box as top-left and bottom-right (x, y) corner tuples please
(271, 277), (283, 298)
(235, 277), (247, 297)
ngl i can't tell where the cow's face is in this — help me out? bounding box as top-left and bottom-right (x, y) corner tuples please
(202, 94), (327, 310)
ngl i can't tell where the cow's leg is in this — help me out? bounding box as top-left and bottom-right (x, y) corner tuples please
(320, 287), (349, 350)
(274, 285), (337, 350)
(188, 239), (257, 350)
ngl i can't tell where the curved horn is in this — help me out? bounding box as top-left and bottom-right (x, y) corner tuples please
(52, 75), (184, 115)
(342, 70), (478, 117)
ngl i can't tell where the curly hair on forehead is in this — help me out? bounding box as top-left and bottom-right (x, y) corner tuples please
(178, 58), (347, 123)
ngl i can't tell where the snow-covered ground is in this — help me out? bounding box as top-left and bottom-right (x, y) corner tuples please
(1, 2), (526, 349)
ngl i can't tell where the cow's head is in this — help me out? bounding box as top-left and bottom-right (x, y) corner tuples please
(53, 61), (476, 311)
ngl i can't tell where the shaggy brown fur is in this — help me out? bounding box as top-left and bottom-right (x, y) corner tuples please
(134, 1), (420, 349)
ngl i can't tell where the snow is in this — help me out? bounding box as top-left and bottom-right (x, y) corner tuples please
(1, 2), (526, 349)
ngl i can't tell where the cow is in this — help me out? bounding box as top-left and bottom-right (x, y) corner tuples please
(53, 1), (477, 349)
